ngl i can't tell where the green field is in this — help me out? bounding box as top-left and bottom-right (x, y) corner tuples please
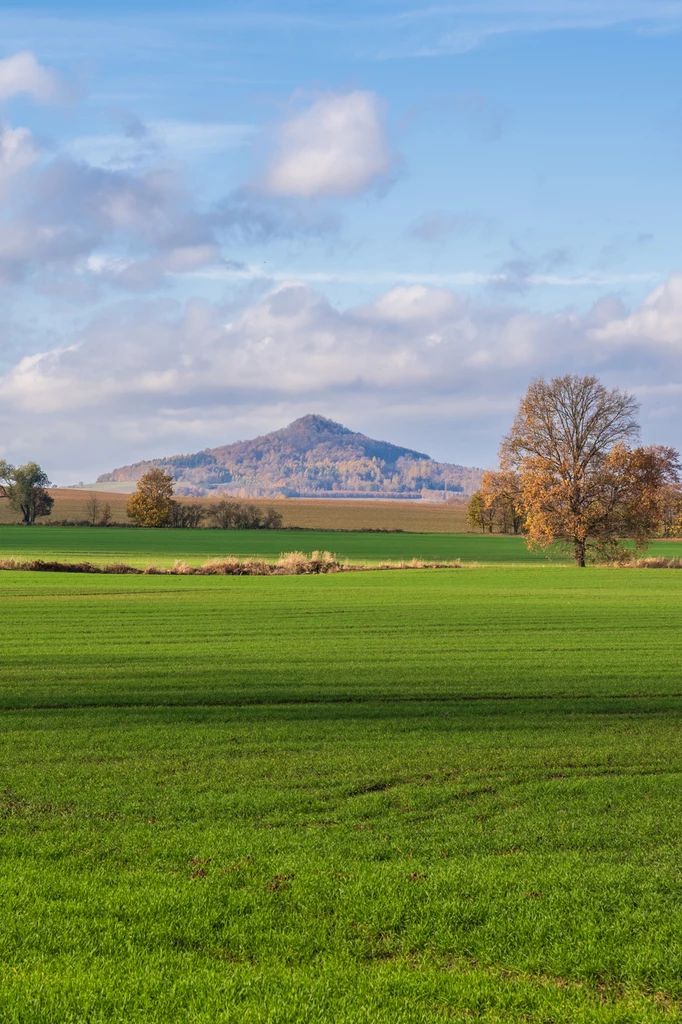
(2, 524), (682, 567)
(2, 564), (682, 1022)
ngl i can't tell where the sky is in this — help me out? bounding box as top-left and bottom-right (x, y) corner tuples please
(1, 1), (682, 482)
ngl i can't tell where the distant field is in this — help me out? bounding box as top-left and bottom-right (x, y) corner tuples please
(0, 524), (560, 566)
(2, 567), (682, 1021)
(1, 523), (682, 568)
(0, 488), (470, 532)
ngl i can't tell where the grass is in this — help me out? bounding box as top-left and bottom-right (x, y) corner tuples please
(2, 566), (682, 1021)
(2, 524), (682, 568)
(0, 524), (550, 566)
(0, 489), (470, 532)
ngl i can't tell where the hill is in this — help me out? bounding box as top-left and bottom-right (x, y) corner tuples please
(97, 414), (483, 498)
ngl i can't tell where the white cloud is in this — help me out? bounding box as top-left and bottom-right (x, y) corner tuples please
(359, 285), (464, 322)
(590, 273), (682, 346)
(85, 244), (223, 289)
(0, 280), (626, 418)
(0, 123), (39, 191)
(0, 155), (222, 285)
(0, 130), (335, 288)
(0, 51), (65, 104)
(260, 91), (395, 198)
(4, 274), (682, 478)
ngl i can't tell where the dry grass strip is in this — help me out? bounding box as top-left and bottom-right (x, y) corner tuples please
(617, 557), (682, 568)
(0, 551), (463, 576)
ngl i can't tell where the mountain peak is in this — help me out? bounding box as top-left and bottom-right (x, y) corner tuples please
(284, 414), (352, 437)
(98, 414), (483, 497)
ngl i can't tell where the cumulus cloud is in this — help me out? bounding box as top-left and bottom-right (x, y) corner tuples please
(4, 272), (682, 478)
(358, 285), (464, 323)
(0, 77), (377, 295)
(0, 281), (569, 423)
(0, 154), (223, 286)
(590, 273), (682, 346)
(0, 126), (339, 289)
(0, 123), (39, 193)
(0, 51), (65, 104)
(259, 91), (396, 198)
(1, 275), (675, 464)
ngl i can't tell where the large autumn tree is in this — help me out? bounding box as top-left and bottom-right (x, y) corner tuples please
(500, 374), (680, 566)
(126, 469), (176, 527)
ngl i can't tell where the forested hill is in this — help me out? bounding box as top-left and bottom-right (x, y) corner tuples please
(98, 415), (483, 498)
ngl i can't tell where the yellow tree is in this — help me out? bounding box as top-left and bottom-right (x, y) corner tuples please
(466, 491), (495, 533)
(479, 470), (525, 534)
(126, 469), (176, 527)
(501, 375), (680, 566)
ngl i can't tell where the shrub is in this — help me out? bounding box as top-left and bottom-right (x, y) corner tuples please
(167, 503), (206, 528)
(207, 500), (283, 530)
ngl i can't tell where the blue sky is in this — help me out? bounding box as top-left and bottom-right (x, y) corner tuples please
(1, 1), (682, 480)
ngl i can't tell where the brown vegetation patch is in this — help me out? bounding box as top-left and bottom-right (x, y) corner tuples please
(620, 557), (682, 568)
(0, 552), (463, 576)
(266, 873), (294, 892)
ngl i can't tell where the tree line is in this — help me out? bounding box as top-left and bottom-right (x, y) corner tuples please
(125, 469), (283, 529)
(0, 464), (283, 529)
(467, 374), (681, 565)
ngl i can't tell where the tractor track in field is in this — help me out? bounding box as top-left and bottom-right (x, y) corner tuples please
(3, 691), (682, 713)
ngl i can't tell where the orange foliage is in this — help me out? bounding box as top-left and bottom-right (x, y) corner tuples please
(126, 469), (176, 527)
(501, 375), (681, 565)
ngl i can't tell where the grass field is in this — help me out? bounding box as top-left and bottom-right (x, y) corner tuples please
(2, 564), (682, 1022)
(0, 524), (554, 566)
(0, 489), (470, 533)
(2, 524), (682, 568)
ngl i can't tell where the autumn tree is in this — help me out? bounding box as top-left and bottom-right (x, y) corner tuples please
(126, 469), (176, 527)
(656, 483), (682, 537)
(501, 374), (680, 565)
(466, 491), (495, 533)
(479, 470), (525, 534)
(0, 460), (54, 525)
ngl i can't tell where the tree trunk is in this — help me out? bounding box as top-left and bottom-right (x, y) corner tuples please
(574, 539), (586, 567)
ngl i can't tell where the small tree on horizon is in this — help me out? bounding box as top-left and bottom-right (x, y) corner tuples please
(466, 491), (495, 533)
(126, 469), (176, 527)
(479, 469), (525, 535)
(0, 460), (54, 525)
(85, 492), (101, 526)
(501, 374), (681, 565)
(85, 492), (114, 526)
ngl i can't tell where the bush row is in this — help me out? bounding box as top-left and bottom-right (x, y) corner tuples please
(0, 554), (465, 575)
